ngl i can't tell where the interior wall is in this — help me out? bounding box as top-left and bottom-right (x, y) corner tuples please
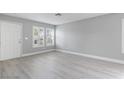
(56, 13), (124, 61)
(0, 14), (55, 54)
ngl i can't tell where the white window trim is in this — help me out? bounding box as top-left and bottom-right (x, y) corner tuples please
(122, 19), (124, 53)
(46, 28), (55, 47)
(32, 26), (45, 48)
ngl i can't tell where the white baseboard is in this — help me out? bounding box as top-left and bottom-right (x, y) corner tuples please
(56, 49), (124, 64)
(22, 49), (56, 57)
(5, 48), (124, 64)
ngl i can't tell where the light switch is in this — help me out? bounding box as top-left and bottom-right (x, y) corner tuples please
(25, 37), (28, 40)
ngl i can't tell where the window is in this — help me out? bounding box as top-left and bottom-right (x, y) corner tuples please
(46, 28), (54, 46)
(32, 26), (54, 48)
(33, 26), (45, 48)
(122, 19), (124, 53)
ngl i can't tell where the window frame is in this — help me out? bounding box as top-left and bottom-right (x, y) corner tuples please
(46, 28), (55, 47)
(32, 26), (45, 48)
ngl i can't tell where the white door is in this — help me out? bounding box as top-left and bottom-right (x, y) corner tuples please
(0, 21), (22, 60)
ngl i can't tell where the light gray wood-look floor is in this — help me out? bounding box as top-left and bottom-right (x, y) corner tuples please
(0, 51), (124, 79)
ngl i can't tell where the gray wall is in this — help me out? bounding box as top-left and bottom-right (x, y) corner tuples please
(0, 14), (55, 54)
(56, 13), (124, 61)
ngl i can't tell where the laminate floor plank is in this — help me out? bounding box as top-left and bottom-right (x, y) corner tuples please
(0, 51), (124, 79)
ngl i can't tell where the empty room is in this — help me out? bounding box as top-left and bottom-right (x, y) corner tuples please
(0, 13), (124, 79)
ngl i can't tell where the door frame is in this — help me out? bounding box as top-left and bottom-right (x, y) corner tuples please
(0, 20), (23, 60)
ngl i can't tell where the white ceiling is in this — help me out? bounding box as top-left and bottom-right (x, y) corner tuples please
(4, 13), (107, 25)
